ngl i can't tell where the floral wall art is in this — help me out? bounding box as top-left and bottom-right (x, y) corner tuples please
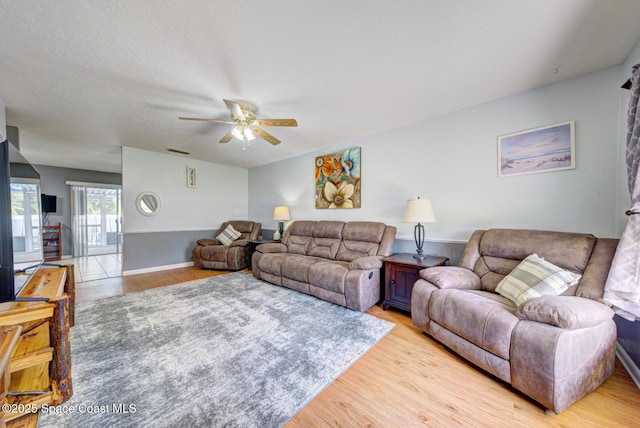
(315, 147), (361, 209)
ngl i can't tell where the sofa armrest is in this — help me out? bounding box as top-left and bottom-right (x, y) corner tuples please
(197, 238), (221, 246)
(419, 266), (481, 290)
(228, 239), (249, 248)
(256, 242), (288, 253)
(516, 296), (614, 330)
(349, 256), (382, 270)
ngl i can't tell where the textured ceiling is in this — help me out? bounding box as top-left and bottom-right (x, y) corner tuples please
(1, 0), (640, 173)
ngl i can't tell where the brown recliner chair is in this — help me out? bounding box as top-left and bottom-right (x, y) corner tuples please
(411, 229), (618, 413)
(193, 221), (261, 271)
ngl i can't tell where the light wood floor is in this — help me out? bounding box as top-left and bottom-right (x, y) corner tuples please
(76, 267), (640, 427)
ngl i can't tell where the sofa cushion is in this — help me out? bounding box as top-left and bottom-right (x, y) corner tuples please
(226, 221), (257, 239)
(308, 261), (349, 294)
(199, 245), (227, 262)
(287, 235), (312, 255)
(281, 255), (323, 283)
(516, 296), (614, 330)
(255, 253), (288, 276)
(477, 256), (520, 292)
(313, 221), (345, 238)
(429, 289), (518, 360)
(496, 254), (581, 306)
(216, 224), (241, 245)
(342, 221), (386, 242)
(308, 238), (340, 259)
(336, 241), (380, 261)
(478, 229), (596, 273)
(335, 222), (385, 261)
(284, 221), (316, 255)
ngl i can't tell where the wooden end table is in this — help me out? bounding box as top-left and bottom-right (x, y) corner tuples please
(247, 239), (277, 269)
(383, 253), (449, 313)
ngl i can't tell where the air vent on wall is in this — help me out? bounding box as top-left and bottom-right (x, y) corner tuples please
(167, 148), (190, 155)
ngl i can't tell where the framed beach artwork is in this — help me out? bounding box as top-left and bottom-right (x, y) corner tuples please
(315, 147), (361, 209)
(498, 121), (575, 177)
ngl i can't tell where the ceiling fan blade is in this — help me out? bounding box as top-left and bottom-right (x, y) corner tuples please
(179, 117), (235, 124)
(223, 99), (246, 121)
(219, 130), (234, 144)
(254, 127), (281, 145)
(253, 119), (298, 127)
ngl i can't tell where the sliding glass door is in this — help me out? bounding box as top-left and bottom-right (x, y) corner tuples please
(86, 187), (121, 255)
(69, 183), (122, 257)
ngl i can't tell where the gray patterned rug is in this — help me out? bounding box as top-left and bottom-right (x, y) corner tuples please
(38, 271), (394, 428)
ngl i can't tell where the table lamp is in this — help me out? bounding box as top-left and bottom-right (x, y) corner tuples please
(272, 206), (291, 241)
(402, 197), (436, 259)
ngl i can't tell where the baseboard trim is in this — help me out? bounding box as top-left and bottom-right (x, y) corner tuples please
(616, 342), (640, 391)
(122, 261), (194, 277)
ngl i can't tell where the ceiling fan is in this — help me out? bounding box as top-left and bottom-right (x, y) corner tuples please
(179, 99), (297, 146)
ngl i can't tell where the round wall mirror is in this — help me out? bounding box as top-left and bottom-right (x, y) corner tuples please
(136, 191), (161, 216)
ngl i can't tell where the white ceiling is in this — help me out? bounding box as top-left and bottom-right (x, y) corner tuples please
(1, 0), (640, 173)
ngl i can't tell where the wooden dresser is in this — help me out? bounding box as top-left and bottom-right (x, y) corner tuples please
(0, 264), (74, 427)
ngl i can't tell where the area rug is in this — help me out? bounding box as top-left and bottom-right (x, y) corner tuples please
(38, 271), (394, 428)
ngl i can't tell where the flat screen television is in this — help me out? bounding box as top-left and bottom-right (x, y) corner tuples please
(41, 194), (56, 213)
(0, 139), (44, 302)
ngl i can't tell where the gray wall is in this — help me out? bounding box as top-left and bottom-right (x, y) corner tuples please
(35, 165), (122, 257)
(123, 230), (213, 271)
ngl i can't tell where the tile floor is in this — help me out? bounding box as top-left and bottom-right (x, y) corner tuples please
(69, 253), (122, 282)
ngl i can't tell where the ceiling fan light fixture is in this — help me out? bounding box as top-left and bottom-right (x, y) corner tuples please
(231, 126), (244, 140)
(244, 127), (256, 141)
(180, 98), (297, 147)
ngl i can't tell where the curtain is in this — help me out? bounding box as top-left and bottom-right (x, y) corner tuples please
(604, 63), (640, 321)
(70, 185), (88, 258)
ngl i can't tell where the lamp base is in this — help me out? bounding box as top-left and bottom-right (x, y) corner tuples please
(413, 223), (426, 261)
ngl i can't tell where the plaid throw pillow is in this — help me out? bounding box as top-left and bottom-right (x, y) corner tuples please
(216, 224), (242, 246)
(496, 253), (581, 306)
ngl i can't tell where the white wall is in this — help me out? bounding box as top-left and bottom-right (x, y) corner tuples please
(122, 146), (248, 233)
(250, 66), (621, 241)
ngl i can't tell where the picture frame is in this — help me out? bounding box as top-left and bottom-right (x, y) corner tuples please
(187, 166), (197, 188)
(498, 120), (575, 177)
(315, 147), (361, 209)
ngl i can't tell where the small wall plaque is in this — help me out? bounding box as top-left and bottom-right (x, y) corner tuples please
(187, 166), (197, 188)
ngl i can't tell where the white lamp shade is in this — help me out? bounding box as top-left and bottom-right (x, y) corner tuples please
(402, 198), (436, 223)
(273, 206), (291, 221)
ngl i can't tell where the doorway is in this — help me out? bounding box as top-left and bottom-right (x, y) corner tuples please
(86, 186), (122, 256)
(68, 182), (122, 280)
